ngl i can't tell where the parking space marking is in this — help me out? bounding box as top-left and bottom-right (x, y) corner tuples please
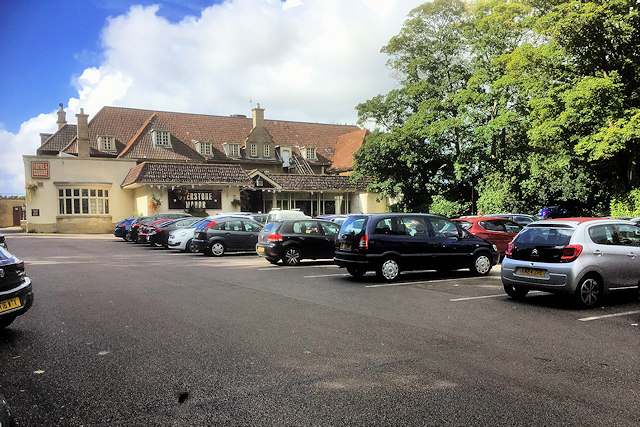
(578, 310), (640, 322)
(449, 294), (505, 301)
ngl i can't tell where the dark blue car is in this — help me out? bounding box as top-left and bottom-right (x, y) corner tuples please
(537, 206), (572, 219)
(114, 217), (136, 240)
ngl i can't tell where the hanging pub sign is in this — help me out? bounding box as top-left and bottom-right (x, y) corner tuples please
(169, 189), (222, 210)
(31, 161), (50, 179)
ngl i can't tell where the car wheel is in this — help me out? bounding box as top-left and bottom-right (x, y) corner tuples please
(210, 242), (226, 257)
(503, 284), (529, 300)
(575, 274), (602, 308)
(125, 232), (133, 242)
(377, 257), (400, 282)
(471, 253), (492, 276)
(0, 315), (16, 329)
(347, 267), (366, 278)
(186, 239), (198, 253)
(283, 247), (302, 266)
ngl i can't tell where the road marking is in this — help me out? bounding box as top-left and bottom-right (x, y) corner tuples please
(578, 310), (640, 322)
(304, 274), (351, 278)
(450, 294), (505, 301)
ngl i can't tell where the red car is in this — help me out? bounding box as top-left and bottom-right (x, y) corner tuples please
(453, 216), (523, 256)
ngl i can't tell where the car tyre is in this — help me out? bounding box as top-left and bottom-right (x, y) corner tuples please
(575, 274), (602, 308)
(124, 232), (133, 242)
(185, 239), (198, 253)
(471, 253), (492, 276)
(347, 267), (366, 278)
(0, 316), (16, 329)
(377, 257), (400, 282)
(283, 247), (302, 266)
(210, 242), (226, 257)
(503, 284), (529, 300)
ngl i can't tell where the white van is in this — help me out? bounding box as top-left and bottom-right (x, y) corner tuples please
(266, 208), (310, 223)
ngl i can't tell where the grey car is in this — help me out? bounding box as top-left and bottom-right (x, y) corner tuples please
(501, 218), (640, 308)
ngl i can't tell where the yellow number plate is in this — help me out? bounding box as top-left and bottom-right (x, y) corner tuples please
(257, 247), (265, 252)
(340, 243), (351, 250)
(519, 267), (546, 277)
(0, 297), (21, 313)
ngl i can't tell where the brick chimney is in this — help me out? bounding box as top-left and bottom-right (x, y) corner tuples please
(57, 103), (67, 130)
(252, 103), (264, 128)
(76, 108), (90, 159)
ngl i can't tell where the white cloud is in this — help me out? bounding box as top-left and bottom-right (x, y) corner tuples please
(2, 0), (424, 196)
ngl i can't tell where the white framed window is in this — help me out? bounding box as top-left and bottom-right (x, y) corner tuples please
(58, 187), (110, 215)
(250, 144), (257, 157)
(264, 144), (270, 157)
(303, 147), (317, 160)
(99, 136), (116, 151)
(196, 141), (213, 156)
(152, 130), (171, 148)
(229, 143), (240, 157)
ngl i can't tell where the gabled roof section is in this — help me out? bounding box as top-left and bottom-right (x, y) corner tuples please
(37, 124), (77, 155)
(328, 129), (369, 173)
(248, 172), (371, 192)
(121, 162), (253, 187)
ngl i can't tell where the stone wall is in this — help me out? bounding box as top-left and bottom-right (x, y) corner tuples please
(0, 199), (25, 228)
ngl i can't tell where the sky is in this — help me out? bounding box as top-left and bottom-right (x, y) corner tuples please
(0, 0), (425, 196)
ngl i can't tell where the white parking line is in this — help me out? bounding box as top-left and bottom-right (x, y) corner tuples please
(578, 310), (640, 322)
(450, 294), (505, 301)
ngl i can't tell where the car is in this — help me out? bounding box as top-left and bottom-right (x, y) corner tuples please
(537, 206), (572, 219)
(167, 217), (217, 252)
(193, 216), (264, 256)
(481, 213), (537, 226)
(125, 213), (193, 242)
(501, 218), (640, 308)
(334, 213), (499, 281)
(114, 217), (136, 241)
(256, 218), (341, 265)
(0, 246), (34, 328)
(148, 217), (200, 248)
(0, 233), (7, 251)
(266, 208), (310, 222)
(315, 214), (348, 225)
(136, 218), (174, 245)
(453, 216), (523, 256)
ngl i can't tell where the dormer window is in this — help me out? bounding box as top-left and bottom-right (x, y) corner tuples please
(263, 144), (270, 157)
(223, 142), (241, 158)
(250, 143), (257, 157)
(98, 136), (116, 151)
(152, 130), (171, 148)
(195, 140), (213, 156)
(302, 146), (317, 160)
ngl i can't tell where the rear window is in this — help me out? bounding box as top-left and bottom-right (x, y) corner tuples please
(456, 220), (473, 230)
(340, 216), (366, 235)
(514, 227), (573, 246)
(262, 222), (280, 233)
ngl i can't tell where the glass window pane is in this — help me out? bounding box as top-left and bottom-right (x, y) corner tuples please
(104, 190), (108, 197)
(73, 199), (80, 214)
(59, 189), (64, 197)
(82, 189), (88, 197)
(90, 199), (96, 214)
(66, 189), (72, 197)
(73, 189), (80, 197)
(98, 190), (103, 197)
(98, 199), (104, 214)
(90, 189), (96, 197)
(59, 199), (65, 215)
(66, 198), (72, 214)
(82, 199), (89, 214)
(105, 199), (109, 214)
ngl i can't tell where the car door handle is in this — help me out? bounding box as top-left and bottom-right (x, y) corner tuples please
(593, 250), (602, 256)
(628, 252), (636, 258)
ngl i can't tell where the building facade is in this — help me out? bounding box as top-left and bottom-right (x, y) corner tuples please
(23, 104), (387, 233)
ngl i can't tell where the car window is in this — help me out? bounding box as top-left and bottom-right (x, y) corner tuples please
(399, 216), (429, 237)
(321, 222), (340, 236)
(614, 224), (640, 246)
(480, 220), (505, 232)
(293, 221), (320, 234)
(502, 220), (523, 234)
(341, 217), (365, 235)
(429, 217), (460, 238)
(517, 227), (573, 245)
(374, 218), (395, 235)
(243, 221), (262, 232)
(262, 222), (279, 233)
(588, 225), (615, 245)
(224, 220), (243, 231)
(456, 220), (472, 230)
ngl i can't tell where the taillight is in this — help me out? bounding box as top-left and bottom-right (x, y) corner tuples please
(16, 261), (25, 271)
(155, 228), (163, 232)
(560, 245), (582, 262)
(505, 242), (514, 256)
(267, 234), (283, 242)
(359, 235), (369, 250)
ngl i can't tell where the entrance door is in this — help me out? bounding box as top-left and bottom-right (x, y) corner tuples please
(13, 206), (22, 226)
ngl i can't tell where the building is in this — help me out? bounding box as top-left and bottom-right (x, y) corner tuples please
(22, 104), (387, 233)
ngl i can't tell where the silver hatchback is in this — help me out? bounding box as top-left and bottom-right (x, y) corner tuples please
(501, 218), (640, 308)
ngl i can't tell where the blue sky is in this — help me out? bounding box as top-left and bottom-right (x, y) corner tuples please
(0, 0), (425, 196)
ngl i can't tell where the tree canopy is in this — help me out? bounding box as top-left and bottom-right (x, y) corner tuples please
(352, 0), (640, 216)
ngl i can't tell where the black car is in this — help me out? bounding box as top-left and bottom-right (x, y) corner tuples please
(0, 233), (7, 251)
(193, 216), (264, 256)
(125, 213), (192, 242)
(334, 213), (499, 281)
(0, 246), (34, 328)
(149, 217), (201, 248)
(256, 218), (341, 265)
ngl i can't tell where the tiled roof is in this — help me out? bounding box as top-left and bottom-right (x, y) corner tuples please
(328, 129), (369, 172)
(58, 106), (361, 163)
(121, 162), (253, 187)
(263, 173), (371, 191)
(37, 124), (77, 155)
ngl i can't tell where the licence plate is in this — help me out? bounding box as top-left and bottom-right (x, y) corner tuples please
(518, 267), (546, 277)
(0, 297), (21, 313)
(340, 243), (351, 250)
(257, 247), (265, 253)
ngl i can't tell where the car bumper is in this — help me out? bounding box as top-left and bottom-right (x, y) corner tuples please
(0, 277), (34, 319)
(255, 243), (280, 260)
(501, 257), (581, 294)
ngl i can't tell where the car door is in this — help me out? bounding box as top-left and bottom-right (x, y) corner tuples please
(241, 220), (262, 251)
(396, 215), (437, 269)
(585, 223), (637, 288)
(428, 217), (468, 267)
(612, 223), (640, 288)
(319, 221), (341, 258)
(220, 219), (246, 251)
(292, 220), (325, 258)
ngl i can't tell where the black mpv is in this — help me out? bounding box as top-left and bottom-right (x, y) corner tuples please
(334, 213), (499, 281)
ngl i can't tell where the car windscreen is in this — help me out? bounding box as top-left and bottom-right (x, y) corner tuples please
(514, 226), (573, 246)
(339, 216), (366, 236)
(455, 220), (473, 230)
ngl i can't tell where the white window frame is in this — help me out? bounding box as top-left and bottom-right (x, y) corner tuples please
(197, 141), (213, 156)
(229, 143), (240, 157)
(264, 144), (270, 157)
(303, 147), (317, 160)
(250, 143), (257, 157)
(152, 130), (171, 148)
(99, 136), (116, 151)
(58, 186), (110, 216)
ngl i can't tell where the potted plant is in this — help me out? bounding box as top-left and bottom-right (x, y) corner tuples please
(25, 182), (38, 200)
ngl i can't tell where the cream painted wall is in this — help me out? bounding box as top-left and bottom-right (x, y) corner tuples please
(23, 156), (137, 233)
(353, 192), (387, 214)
(130, 184), (243, 216)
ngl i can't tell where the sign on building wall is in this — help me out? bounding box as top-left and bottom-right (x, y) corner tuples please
(168, 190), (222, 210)
(31, 161), (50, 179)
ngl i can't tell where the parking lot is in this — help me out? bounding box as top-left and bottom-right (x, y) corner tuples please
(1, 230), (639, 425)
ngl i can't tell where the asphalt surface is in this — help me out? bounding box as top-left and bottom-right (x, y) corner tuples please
(1, 228), (639, 426)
